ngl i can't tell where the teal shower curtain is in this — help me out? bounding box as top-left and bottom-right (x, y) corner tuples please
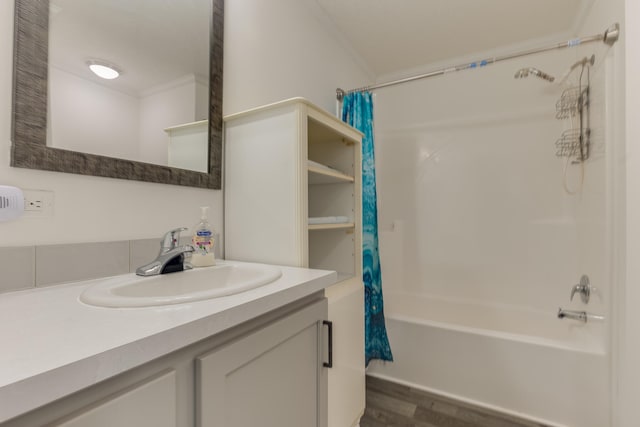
(341, 92), (393, 365)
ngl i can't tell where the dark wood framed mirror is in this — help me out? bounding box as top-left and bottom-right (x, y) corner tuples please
(11, 0), (223, 189)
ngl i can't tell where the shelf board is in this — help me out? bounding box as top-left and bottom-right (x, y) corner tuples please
(308, 166), (354, 185)
(163, 119), (208, 133)
(308, 222), (355, 231)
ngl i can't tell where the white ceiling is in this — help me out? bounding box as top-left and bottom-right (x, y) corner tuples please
(314, 0), (592, 78)
(49, 0), (593, 95)
(49, 0), (210, 96)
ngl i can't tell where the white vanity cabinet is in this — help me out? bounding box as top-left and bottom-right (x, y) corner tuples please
(54, 371), (177, 427)
(3, 297), (328, 427)
(224, 98), (365, 427)
(196, 299), (327, 427)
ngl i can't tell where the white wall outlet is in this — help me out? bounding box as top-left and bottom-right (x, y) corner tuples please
(23, 189), (54, 217)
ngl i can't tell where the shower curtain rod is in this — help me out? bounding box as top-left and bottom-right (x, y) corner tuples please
(336, 23), (620, 100)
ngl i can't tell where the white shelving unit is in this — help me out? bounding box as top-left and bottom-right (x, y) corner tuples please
(163, 120), (208, 172)
(224, 98), (365, 427)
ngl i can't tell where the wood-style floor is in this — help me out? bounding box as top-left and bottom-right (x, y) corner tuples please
(360, 376), (552, 427)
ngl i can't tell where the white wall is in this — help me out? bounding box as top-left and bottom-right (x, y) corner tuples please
(49, 70), (207, 169)
(195, 77), (209, 121)
(0, 0), (371, 246)
(49, 67), (140, 161)
(138, 76), (199, 167)
(620, 0), (640, 425)
(573, 2), (625, 426)
(223, 0), (373, 115)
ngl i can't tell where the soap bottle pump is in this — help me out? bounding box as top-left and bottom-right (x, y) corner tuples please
(191, 206), (216, 267)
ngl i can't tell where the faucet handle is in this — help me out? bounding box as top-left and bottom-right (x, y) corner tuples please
(570, 275), (591, 304)
(570, 285), (581, 302)
(161, 227), (188, 251)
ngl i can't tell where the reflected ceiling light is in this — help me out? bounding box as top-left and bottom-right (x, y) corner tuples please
(87, 61), (121, 80)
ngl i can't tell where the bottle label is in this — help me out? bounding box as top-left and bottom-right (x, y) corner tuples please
(193, 230), (214, 255)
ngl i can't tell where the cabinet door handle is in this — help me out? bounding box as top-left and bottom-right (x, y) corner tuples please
(322, 320), (333, 368)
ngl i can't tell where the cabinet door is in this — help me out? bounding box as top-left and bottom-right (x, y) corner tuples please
(327, 280), (365, 427)
(196, 301), (328, 427)
(53, 371), (176, 427)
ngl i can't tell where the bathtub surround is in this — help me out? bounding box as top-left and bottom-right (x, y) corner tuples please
(342, 91), (393, 365)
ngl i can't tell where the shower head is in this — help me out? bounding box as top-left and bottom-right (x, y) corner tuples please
(514, 67), (555, 82)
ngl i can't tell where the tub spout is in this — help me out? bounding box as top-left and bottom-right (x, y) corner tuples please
(557, 307), (588, 323)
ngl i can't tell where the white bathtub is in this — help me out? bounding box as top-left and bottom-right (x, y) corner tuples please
(366, 293), (609, 427)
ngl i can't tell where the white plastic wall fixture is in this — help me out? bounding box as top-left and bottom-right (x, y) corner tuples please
(0, 186), (24, 222)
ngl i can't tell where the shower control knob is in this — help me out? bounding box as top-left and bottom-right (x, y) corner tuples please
(570, 275), (592, 304)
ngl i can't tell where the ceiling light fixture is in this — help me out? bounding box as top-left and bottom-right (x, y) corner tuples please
(87, 60), (121, 80)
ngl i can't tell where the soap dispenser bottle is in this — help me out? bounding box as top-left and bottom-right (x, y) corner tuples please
(191, 206), (216, 267)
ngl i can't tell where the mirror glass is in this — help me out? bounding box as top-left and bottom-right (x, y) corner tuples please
(12, 0), (222, 189)
(48, 0), (210, 173)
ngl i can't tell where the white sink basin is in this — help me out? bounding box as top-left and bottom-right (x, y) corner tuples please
(80, 262), (282, 308)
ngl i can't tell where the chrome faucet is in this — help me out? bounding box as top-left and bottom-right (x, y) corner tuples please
(557, 308), (588, 323)
(557, 307), (604, 323)
(136, 228), (195, 276)
(570, 275), (592, 304)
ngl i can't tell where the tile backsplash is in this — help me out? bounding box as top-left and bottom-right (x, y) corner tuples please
(0, 246), (36, 293)
(36, 241), (130, 287)
(0, 235), (220, 294)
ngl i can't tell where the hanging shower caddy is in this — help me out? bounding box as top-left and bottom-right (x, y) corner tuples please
(554, 55), (594, 163)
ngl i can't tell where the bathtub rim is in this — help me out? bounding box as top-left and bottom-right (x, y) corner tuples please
(383, 291), (607, 355)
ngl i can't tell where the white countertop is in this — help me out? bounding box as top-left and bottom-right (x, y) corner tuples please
(0, 260), (337, 423)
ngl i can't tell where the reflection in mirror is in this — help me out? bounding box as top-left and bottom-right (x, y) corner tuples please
(48, 0), (210, 172)
(12, 0), (222, 189)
